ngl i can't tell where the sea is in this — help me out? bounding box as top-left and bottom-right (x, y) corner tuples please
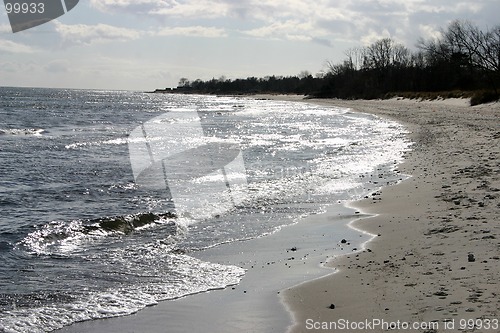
(0, 87), (410, 332)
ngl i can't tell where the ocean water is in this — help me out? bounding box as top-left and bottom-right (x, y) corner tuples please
(0, 88), (410, 332)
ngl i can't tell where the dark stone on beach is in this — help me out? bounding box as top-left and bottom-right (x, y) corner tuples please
(341, 239), (347, 244)
(433, 291), (448, 297)
(468, 253), (476, 262)
(329, 304), (336, 309)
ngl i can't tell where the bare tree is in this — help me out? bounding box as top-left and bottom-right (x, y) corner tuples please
(483, 26), (500, 73)
(359, 38), (413, 70)
(298, 70), (312, 79)
(327, 59), (354, 76)
(418, 20), (500, 91)
(178, 77), (190, 87)
(344, 47), (364, 70)
(419, 20), (499, 73)
(363, 38), (393, 70)
(392, 44), (413, 67)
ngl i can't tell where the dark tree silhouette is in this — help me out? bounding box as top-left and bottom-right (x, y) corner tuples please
(155, 20), (499, 105)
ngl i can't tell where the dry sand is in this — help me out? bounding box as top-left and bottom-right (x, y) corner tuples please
(281, 97), (500, 332)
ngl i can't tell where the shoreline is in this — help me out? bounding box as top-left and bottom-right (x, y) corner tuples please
(54, 96), (406, 333)
(55, 203), (376, 333)
(55, 96), (499, 333)
(281, 97), (500, 332)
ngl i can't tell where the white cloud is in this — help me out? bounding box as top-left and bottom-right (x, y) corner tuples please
(155, 26), (227, 38)
(4, 0), (500, 90)
(242, 19), (333, 46)
(243, 20), (311, 38)
(418, 24), (442, 40)
(54, 22), (141, 46)
(0, 39), (36, 53)
(89, 0), (168, 14)
(452, 2), (483, 13)
(150, 1), (229, 18)
(90, 0), (229, 18)
(0, 61), (20, 72)
(361, 28), (392, 46)
(0, 24), (12, 34)
(45, 59), (70, 73)
(87, 0), (498, 47)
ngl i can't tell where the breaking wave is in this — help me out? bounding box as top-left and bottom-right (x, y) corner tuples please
(0, 128), (46, 136)
(18, 212), (178, 255)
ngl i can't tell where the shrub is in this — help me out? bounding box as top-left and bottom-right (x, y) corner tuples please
(470, 90), (500, 106)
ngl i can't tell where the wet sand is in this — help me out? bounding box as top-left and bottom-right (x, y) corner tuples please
(56, 202), (376, 333)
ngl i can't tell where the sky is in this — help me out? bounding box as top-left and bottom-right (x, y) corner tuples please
(0, 0), (499, 91)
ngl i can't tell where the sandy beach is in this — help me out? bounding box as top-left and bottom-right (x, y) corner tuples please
(54, 96), (499, 333)
(283, 97), (500, 332)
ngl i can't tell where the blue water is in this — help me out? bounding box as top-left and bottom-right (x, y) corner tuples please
(0, 88), (410, 332)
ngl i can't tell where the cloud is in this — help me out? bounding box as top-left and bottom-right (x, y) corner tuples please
(149, 1), (229, 18)
(242, 19), (332, 46)
(44, 59), (70, 73)
(0, 24), (13, 34)
(89, 0), (169, 15)
(360, 28), (392, 46)
(85, 1), (371, 45)
(155, 26), (227, 38)
(418, 24), (443, 40)
(0, 61), (21, 72)
(311, 37), (333, 47)
(54, 22), (141, 46)
(0, 39), (37, 53)
(87, 0), (499, 47)
(243, 20), (309, 38)
(89, 0), (229, 18)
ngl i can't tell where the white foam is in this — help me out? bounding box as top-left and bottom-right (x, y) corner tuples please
(0, 128), (46, 136)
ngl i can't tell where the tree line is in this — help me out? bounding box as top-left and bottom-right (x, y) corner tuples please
(155, 20), (499, 105)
